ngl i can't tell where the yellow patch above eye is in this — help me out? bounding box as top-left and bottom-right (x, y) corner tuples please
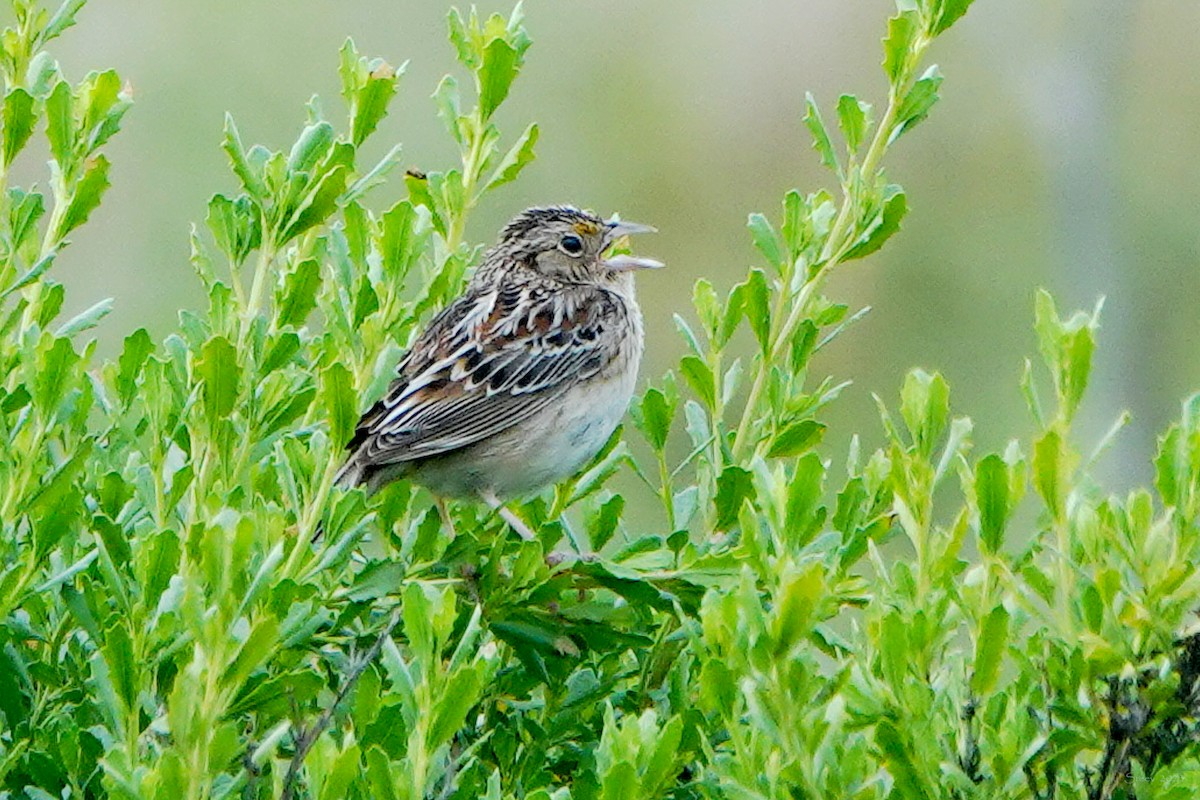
(573, 220), (600, 236)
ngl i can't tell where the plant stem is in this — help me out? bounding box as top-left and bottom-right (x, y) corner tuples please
(279, 608), (403, 800)
(731, 273), (825, 461)
(446, 112), (486, 251)
(239, 234), (277, 347)
(730, 35), (928, 463)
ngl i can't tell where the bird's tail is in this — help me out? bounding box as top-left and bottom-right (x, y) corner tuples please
(313, 457), (364, 542)
(331, 456), (367, 490)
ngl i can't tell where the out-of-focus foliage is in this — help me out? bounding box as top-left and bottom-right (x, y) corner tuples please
(4, 2), (1200, 800)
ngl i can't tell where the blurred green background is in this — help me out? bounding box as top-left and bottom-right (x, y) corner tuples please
(20, 0), (1200, 490)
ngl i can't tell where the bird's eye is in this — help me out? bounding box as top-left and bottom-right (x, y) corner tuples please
(559, 234), (584, 256)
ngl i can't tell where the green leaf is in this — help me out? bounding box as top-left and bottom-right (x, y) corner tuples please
(33, 335), (79, 416)
(428, 666), (485, 748)
(433, 75), (465, 145)
(1035, 293), (1101, 425)
(899, 368), (949, 457)
(278, 164), (347, 244)
(287, 122), (334, 174)
(321, 361), (356, 447)
(2, 88), (36, 166)
(772, 563), (825, 654)
(45, 80), (73, 168)
(36, 282), (65, 326)
(221, 618), (280, 690)
(692, 278), (719, 340)
(402, 582), (435, 664)
(875, 720), (928, 798)
(221, 114), (267, 200)
(9, 188), (45, 259)
(643, 715), (684, 795)
(206, 193), (240, 261)
(484, 122), (539, 192)
(784, 452), (825, 546)
(878, 608), (908, 689)
(56, 154), (110, 240)
(1032, 429), (1068, 521)
(747, 213), (784, 271)
(478, 36), (519, 120)
(43, 0), (87, 43)
(55, 297), (112, 337)
(25, 51), (59, 96)
(742, 268), (771, 353)
(116, 328), (153, 405)
(769, 419), (826, 458)
(930, 0), (976, 35)
(679, 355), (715, 411)
(338, 38), (363, 96)
(1081, 581), (1103, 632)
(353, 277), (379, 325)
(714, 465), (755, 530)
(446, 8), (477, 70)
(379, 200), (427, 281)
(600, 761), (639, 800)
(403, 173), (441, 236)
(206, 193), (260, 265)
(261, 331), (300, 375)
(277, 258), (321, 328)
(27, 445), (89, 549)
(882, 10), (918, 83)
(974, 454), (1009, 554)
(1060, 322), (1096, 423)
(77, 70), (128, 154)
(970, 604), (1009, 695)
(351, 60), (400, 147)
(892, 65), (943, 141)
(197, 335), (239, 423)
(100, 622), (137, 711)
(802, 93), (840, 175)
(842, 186), (907, 261)
(836, 93), (871, 154)
(364, 747), (399, 800)
(715, 285), (745, 349)
(781, 189), (805, 258)
(590, 495), (624, 552)
(0, 247), (50, 296)
(635, 387), (673, 452)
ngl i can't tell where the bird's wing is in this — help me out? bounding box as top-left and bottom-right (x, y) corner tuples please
(346, 280), (626, 466)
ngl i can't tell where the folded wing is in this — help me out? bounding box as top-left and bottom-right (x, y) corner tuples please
(346, 281), (625, 469)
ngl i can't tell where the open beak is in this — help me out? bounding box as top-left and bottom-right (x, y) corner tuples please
(604, 253), (665, 272)
(607, 219), (658, 238)
(604, 218), (663, 271)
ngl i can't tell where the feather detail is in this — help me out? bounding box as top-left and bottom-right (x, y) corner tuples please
(341, 277), (630, 474)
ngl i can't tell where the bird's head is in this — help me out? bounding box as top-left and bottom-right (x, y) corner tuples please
(484, 206), (662, 285)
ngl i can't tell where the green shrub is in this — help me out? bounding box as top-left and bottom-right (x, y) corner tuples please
(3, 1), (1200, 799)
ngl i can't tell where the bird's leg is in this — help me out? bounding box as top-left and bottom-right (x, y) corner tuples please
(436, 497), (457, 540)
(480, 490), (537, 541)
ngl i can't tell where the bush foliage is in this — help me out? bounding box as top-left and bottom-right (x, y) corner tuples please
(3, 1), (1200, 799)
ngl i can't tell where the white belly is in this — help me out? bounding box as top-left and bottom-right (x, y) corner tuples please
(409, 363), (639, 499)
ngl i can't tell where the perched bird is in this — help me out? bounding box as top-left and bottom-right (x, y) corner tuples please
(334, 206), (662, 539)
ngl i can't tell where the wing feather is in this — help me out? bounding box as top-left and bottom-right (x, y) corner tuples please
(345, 280), (625, 468)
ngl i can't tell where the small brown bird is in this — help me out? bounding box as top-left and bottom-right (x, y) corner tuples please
(334, 206), (662, 538)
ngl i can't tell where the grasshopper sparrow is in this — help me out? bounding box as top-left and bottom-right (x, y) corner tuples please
(334, 206), (662, 538)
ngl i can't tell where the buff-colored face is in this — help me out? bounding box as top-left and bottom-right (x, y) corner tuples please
(527, 215), (662, 283)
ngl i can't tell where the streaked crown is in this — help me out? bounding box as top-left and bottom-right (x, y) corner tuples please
(475, 205), (662, 286)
